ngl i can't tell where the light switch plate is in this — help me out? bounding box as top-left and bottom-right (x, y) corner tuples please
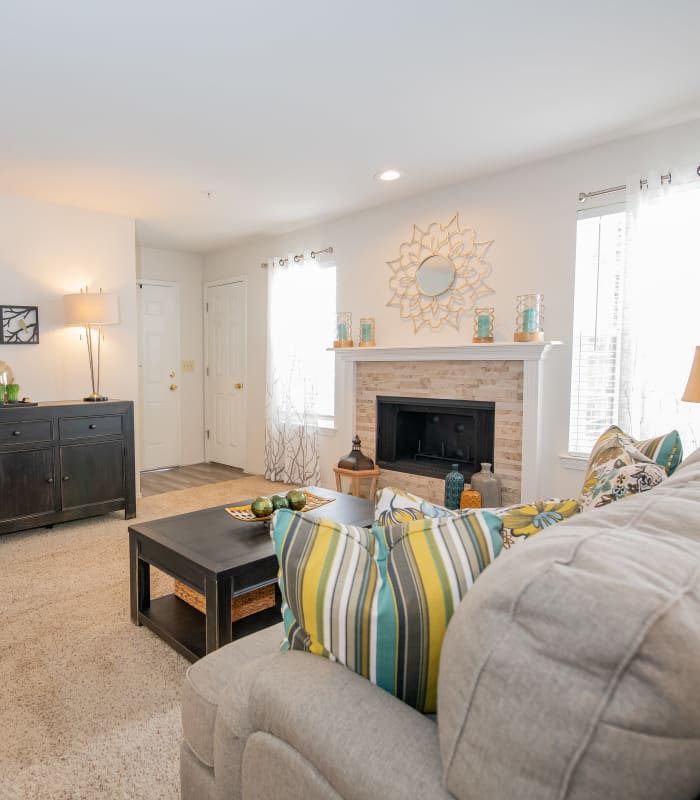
(182, 359), (195, 372)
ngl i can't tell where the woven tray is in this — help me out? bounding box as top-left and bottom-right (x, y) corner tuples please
(225, 491), (334, 522)
(174, 581), (276, 622)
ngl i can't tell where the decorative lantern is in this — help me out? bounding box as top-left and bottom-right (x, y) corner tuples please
(333, 435), (380, 500)
(514, 293), (544, 342)
(334, 312), (353, 347)
(359, 317), (375, 347)
(472, 308), (494, 343)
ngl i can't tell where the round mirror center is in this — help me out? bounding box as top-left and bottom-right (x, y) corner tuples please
(416, 255), (456, 296)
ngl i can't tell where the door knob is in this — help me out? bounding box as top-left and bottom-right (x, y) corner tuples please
(169, 384), (178, 391)
(169, 371), (176, 378)
(234, 382), (243, 389)
(47, 477), (54, 484)
(62, 475), (70, 481)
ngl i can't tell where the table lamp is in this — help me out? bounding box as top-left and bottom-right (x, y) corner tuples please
(64, 288), (120, 401)
(682, 346), (700, 403)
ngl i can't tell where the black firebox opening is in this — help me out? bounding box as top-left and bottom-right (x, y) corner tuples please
(375, 396), (495, 481)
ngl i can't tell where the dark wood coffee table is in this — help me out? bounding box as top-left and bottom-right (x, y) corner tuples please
(129, 487), (374, 661)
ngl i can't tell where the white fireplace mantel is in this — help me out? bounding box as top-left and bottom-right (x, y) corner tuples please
(333, 341), (562, 501)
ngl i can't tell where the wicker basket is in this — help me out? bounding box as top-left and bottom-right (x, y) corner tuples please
(174, 580), (276, 622)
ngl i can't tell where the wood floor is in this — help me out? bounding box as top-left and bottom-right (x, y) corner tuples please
(140, 462), (251, 496)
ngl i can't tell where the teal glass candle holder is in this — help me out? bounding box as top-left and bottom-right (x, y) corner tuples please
(473, 308), (494, 343)
(514, 293), (544, 342)
(334, 312), (353, 348)
(359, 317), (375, 347)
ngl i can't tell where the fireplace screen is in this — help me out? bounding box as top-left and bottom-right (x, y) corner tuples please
(375, 396), (495, 481)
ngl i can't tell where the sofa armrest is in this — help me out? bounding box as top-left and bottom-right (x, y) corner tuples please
(215, 650), (452, 800)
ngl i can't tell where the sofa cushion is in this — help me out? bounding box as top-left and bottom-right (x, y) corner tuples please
(181, 622), (284, 768)
(271, 508), (502, 712)
(437, 456), (700, 800)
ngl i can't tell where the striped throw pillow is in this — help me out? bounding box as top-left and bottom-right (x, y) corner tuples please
(636, 430), (683, 476)
(271, 507), (503, 713)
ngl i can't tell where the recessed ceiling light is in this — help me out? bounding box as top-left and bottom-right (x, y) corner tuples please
(375, 169), (402, 182)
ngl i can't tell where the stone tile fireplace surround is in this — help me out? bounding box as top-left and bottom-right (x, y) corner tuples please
(334, 343), (559, 506)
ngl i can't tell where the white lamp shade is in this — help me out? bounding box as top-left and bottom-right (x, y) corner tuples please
(64, 293), (120, 326)
(682, 346), (700, 403)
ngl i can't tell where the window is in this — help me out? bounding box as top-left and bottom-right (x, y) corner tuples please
(304, 263), (336, 423)
(568, 207), (626, 455)
(569, 181), (700, 457)
(267, 258), (335, 425)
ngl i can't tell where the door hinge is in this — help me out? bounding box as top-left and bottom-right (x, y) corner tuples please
(206, 429), (210, 439)
(205, 302), (209, 312)
(206, 366), (209, 377)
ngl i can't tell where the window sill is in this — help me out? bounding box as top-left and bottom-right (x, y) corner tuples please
(560, 454), (588, 471)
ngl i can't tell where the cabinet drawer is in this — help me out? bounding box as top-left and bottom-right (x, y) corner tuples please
(60, 415), (122, 439)
(0, 419), (52, 444)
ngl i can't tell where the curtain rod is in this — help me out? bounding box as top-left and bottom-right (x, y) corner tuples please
(578, 172), (674, 203)
(260, 245), (334, 269)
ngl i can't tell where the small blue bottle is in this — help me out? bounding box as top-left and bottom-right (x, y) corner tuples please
(444, 463), (464, 510)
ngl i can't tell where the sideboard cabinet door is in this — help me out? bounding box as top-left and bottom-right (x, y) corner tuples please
(0, 448), (56, 522)
(60, 441), (125, 510)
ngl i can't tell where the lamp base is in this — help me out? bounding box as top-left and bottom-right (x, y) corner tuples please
(84, 393), (109, 402)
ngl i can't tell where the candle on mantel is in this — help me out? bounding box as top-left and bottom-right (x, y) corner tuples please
(477, 314), (491, 339)
(522, 307), (537, 333)
(361, 322), (372, 342)
(337, 322), (348, 341)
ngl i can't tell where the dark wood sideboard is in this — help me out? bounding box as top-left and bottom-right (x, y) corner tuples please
(0, 400), (136, 535)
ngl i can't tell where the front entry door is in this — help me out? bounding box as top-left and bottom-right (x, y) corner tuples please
(139, 282), (180, 470)
(205, 280), (246, 469)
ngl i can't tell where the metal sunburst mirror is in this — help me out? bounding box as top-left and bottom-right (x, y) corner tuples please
(386, 213), (495, 332)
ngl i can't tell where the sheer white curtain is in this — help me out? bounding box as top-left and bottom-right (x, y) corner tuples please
(619, 164), (700, 451)
(264, 252), (322, 484)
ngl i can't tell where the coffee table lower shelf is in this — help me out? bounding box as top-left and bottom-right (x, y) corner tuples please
(139, 594), (282, 662)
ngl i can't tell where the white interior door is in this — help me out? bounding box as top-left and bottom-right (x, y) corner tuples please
(205, 280), (247, 468)
(139, 282), (180, 470)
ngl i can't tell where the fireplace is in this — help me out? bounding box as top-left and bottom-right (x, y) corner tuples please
(375, 396), (495, 481)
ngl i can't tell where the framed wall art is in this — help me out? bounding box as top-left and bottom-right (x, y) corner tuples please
(1, 305), (39, 344)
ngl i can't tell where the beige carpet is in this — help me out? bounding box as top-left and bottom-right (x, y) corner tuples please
(0, 476), (291, 800)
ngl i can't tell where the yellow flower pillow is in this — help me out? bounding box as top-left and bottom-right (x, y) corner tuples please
(496, 498), (581, 549)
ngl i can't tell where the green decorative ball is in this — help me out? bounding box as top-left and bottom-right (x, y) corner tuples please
(271, 495), (289, 511)
(251, 496), (274, 518)
(286, 490), (307, 511)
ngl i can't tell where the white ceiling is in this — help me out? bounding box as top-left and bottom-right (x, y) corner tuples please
(1, 1), (700, 253)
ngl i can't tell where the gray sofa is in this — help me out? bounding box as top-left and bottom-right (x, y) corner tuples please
(181, 450), (700, 800)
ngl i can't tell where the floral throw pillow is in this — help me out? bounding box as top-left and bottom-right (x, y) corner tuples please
(495, 498), (581, 548)
(579, 462), (666, 511)
(579, 426), (657, 507)
(579, 425), (681, 510)
(374, 486), (457, 526)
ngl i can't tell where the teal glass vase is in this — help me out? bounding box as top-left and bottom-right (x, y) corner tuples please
(444, 463), (464, 510)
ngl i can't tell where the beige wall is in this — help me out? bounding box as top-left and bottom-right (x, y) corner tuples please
(136, 246), (205, 466)
(204, 116), (700, 498)
(0, 192), (138, 408)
